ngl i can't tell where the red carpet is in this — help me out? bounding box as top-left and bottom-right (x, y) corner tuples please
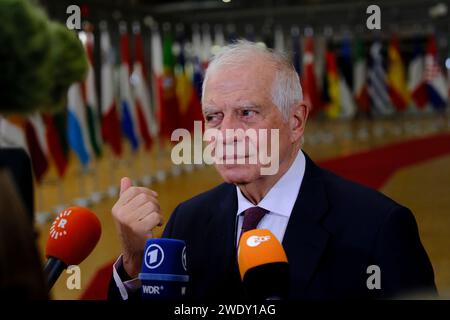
(79, 132), (450, 300)
(318, 133), (450, 189)
(79, 261), (113, 300)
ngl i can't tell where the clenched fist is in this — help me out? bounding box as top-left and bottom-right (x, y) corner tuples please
(112, 177), (164, 278)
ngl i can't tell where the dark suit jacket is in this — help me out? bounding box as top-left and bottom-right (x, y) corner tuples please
(109, 153), (437, 300)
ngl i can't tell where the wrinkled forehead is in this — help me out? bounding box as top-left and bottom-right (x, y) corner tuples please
(203, 59), (276, 102)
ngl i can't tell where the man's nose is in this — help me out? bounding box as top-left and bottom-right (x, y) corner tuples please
(219, 114), (242, 144)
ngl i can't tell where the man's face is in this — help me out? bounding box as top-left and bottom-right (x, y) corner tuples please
(202, 58), (294, 185)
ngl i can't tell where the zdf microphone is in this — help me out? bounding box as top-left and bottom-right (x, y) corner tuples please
(139, 238), (189, 300)
(238, 229), (289, 300)
(44, 207), (101, 290)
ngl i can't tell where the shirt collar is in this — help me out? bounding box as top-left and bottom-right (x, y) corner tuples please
(236, 149), (306, 217)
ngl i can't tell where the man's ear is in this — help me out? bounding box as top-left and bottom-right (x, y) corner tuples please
(289, 102), (309, 143)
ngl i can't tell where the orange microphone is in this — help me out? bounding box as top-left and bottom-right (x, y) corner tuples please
(44, 207), (101, 289)
(238, 229), (289, 300)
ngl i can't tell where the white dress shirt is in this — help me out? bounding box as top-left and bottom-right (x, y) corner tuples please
(235, 149), (305, 246)
(113, 150), (306, 300)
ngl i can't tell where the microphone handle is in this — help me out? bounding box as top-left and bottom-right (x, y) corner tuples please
(44, 257), (67, 290)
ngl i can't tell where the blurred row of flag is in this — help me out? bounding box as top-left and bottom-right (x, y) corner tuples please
(292, 32), (450, 120)
(0, 21), (205, 184)
(0, 21), (449, 185)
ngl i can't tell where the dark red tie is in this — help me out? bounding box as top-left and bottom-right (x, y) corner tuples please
(240, 206), (268, 238)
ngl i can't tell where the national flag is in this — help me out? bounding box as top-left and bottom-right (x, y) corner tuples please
(338, 37), (357, 119)
(201, 24), (212, 69)
(291, 27), (302, 76)
(192, 24), (203, 60)
(51, 111), (70, 156)
(157, 30), (181, 139)
(150, 27), (164, 139)
(25, 113), (49, 183)
(339, 37), (354, 89)
(424, 35), (448, 110)
(100, 25), (123, 157)
(175, 39), (191, 117)
(408, 40), (428, 109)
(321, 40), (331, 116)
(67, 83), (91, 166)
(302, 36), (321, 115)
(190, 26), (207, 124)
(42, 113), (68, 178)
(190, 57), (205, 123)
(214, 24), (225, 47)
(192, 56), (204, 100)
(448, 36), (450, 104)
(386, 36), (409, 111)
(175, 35), (203, 132)
(367, 41), (395, 116)
(191, 26), (204, 102)
(314, 36), (327, 93)
(132, 22), (154, 150)
(119, 23), (140, 151)
(80, 30), (102, 157)
(353, 39), (370, 113)
(324, 48), (340, 119)
(226, 24), (238, 43)
(274, 26), (284, 53)
(0, 115), (51, 183)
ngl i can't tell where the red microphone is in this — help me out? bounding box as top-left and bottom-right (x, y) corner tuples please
(44, 207), (101, 290)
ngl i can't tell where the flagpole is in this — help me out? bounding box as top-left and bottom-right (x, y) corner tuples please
(130, 147), (139, 186)
(140, 148), (153, 187)
(89, 158), (103, 204)
(107, 150), (119, 198)
(35, 183), (51, 226)
(74, 162), (91, 208)
(53, 177), (66, 216)
(155, 135), (167, 182)
(148, 21), (167, 183)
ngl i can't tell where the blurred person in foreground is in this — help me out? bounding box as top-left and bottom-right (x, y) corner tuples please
(0, 169), (47, 299)
(109, 40), (437, 300)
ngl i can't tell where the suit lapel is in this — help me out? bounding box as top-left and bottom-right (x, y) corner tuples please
(203, 184), (240, 292)
(282, 153), (330, 298)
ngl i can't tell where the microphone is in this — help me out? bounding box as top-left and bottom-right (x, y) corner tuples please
(238, 229), (289, 300)
(44, 207), (101, 289)
(139, 238), (189, 300)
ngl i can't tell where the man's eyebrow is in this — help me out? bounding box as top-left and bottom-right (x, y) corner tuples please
(202, 104), (262, 114)
(202, 106), (219, 114)
(235, 104), (261, 109)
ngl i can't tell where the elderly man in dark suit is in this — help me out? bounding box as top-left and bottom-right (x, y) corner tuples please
(108, 40), (436, 300)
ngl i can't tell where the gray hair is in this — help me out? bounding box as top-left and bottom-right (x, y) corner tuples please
(201, 40), (303, 121)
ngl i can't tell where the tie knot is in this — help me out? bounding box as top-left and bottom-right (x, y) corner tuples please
(241, 207), (268, 233)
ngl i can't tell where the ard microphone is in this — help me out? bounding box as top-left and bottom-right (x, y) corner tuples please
(44, 207), (101, 289)
(238, 229), (289, 300)
(139, 238), (189, 300)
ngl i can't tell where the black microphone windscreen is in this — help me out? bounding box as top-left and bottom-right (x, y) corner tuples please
(243, 262), (289, 300)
